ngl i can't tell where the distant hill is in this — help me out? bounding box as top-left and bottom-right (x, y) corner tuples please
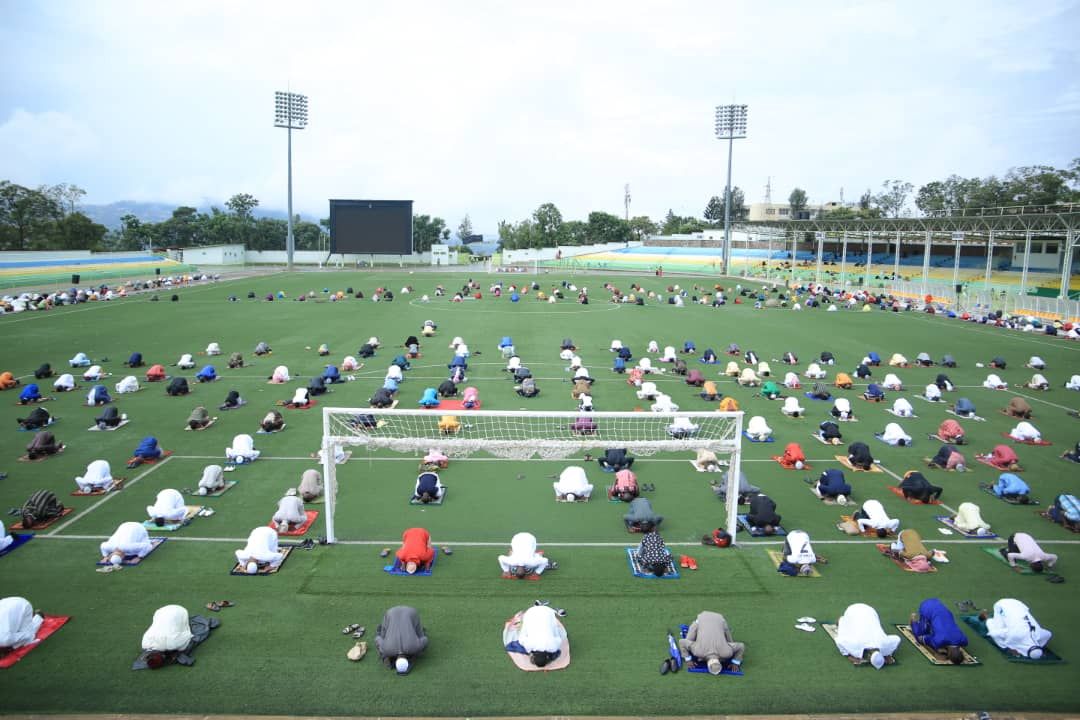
(81, 201), (320, 229)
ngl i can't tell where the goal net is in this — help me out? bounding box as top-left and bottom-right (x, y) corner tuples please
(318, 408), (744, 543)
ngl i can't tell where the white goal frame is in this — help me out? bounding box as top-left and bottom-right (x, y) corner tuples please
(319, 408), (744, 544)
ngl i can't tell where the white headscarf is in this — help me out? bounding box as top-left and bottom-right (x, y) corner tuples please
(0, 597), (43, 649)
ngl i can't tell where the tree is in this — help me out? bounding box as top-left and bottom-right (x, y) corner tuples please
(413, 214), (448, 252)
(703, 196), (724, 223)
(788, 188), (808, 219)
(118, 213), (152, 251)
(661, 209), (681, 235)
(873, 180), (914, 218)
(225, 193), (259, 219)
(859, 189), (873, 211)
(628, 215), (658, 243)
(563, 219), (588, 245)
(56, 212), (106, 250)
(719, 187), (748, 222)
(585, 211), (631, 245)
(0, 182), (61, 250)
(457, 214), (474, 244)
(532, 203), (564, 247)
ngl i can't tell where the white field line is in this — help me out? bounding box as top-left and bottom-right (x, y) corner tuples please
(47, 455), (175, 535)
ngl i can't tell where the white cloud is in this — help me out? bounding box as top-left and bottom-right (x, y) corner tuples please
(0, 109), (99, 188)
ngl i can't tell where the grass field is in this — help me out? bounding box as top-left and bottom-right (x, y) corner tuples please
(1, 270), (1078, 717)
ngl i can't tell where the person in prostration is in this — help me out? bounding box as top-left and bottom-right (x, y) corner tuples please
(909, 598), (969, 664)
(0, 597), (44, 651)
(395, 527), (435, 574)
(272, 489), (307, 532)
(982, 599), (1052, 659)
(146, 489), (187, 527)
(497, 532), (555, 578)
(678, 610), (745, 675)
(553, 466), (593, 501)
(833, 603), (900, 669)
(375, 606), (428, 674)
(235, 526), (286, 574)
(100, 521), (155, 566)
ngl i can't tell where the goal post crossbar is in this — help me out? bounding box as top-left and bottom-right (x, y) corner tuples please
(319, 408), (744, 544)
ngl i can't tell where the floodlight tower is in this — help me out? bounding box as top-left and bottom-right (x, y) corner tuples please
(714, 104), (748, 276)
(274, 91), (308, 269)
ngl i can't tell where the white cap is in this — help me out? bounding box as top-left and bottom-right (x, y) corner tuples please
(246, 561), (259, 575)
(198, 487), (208, 496)
(1029, 647), (1044, 660)
(795, 461), (804, 470)
(566, 493), (576, 502)
(110, 554), (123, 566)
(395, 657), (410, 673)
(870, 651), (885, 669)
(837, 494), (847, 505)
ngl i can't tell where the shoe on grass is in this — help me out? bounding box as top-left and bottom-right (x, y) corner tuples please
(795, 623), (815, 632)
(797, 616), (817, 624)
(379, 547), (390, 558)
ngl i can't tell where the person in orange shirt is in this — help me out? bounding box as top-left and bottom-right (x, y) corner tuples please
(395, 527), (435, 575)
(0, 371), (19, 390)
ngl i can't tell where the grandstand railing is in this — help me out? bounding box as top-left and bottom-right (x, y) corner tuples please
(886, 279), (1080, 322)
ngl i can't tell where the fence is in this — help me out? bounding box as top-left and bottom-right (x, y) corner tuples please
(885, 280), (1080, 323)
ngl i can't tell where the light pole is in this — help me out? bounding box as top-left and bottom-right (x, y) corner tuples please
(274, 90), (308, 269)
(714, 104), (748, 276)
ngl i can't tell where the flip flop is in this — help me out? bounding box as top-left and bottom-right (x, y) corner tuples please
(679, 555), (690, 568)
(342, 623), (361, 634)
(379, 548), (390, 558)
(441, 546), (453, 555)
(687, 557), (698, 571)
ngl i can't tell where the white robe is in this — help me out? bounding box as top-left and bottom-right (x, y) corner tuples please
(805, 363), (826, 379)
(226, 434), (260, 462)
(1009, 422), (1040, 442)
(368, 336), (380, 348)
(983, 374), (1004, 389)
(100, 522), (154, 559)
(290, 388), (310, 405)
(518, 605), (565, 654)
(954, 502), (990, 533)
(205, 343), (221, 355)
(235, 526), (284, 567)
(924, 384), (942, 401)
(891, 398), (913, 417)
(647, 341), (659, 353)
(609, 340), (623, 351)
(455, 343), (470, 358)
(834, 604), (901, 659)
(273, 496), (307, 525)
(83, 365), (103, 381)
(0, 597), (43, 650)
(553, 466), (593, 497)
(272, 366), (290, 383)
(1067, 375), (1080, 390)
(781, 397), (804, 416)
(141, 605), (193, 652)
(725, 361), (740, 377)
(498, 532), (550, 574)
(784, 530), (816, 564)
(178, 353), (195, 368)
(386, 365), (403, 382)
(636, 382), (658, 399)
(746, 416), (771, 439)
(578, 393), (594, 411)
(739, 369), (759, 385)
(783, 372), (800, 388)
(342, 356), (359, 371)
(299, 469), (323, 499)
(69, 352), (89, 366)
(662, 346), (677, 362)
(506, 356), (521, 371)
(1029, 374), (1048, 388)
(985, 599), (1052, 657)
(856, 500), (899, 532)
(834, 398), (852, 417)
(197, 465), (225, 492)
(146, 489), (187, 522)
(1028, 356), (1045, 369)
(637, 357), (653, 372)
(75, 460), (113, 492)
(0, 521), (12, 553)
(574, 366), (591, 381)
(53, 374), (75, 391)
(882, 373), (902, 390)
(758, 362), (771, 377)
(651, 394), (680, 413)
(880, 423), (911, 446)
(115, 375), (140, 393)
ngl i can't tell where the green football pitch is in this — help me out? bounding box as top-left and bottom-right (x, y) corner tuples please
(0, 270), (1077, 717)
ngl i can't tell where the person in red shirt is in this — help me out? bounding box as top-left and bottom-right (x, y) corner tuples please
(986, 444), (1021, 471)
(779, 442), (806, 469)
(395, 527), (435, 574)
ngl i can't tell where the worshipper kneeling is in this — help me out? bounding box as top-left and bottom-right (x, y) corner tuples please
(226, 434), (260, 463)
(273, 488), (307, 532)
(419, 387), (440, 407)
(679, 610), (745, 675)
(307, 376), (328, 397)
(87, 384), (112, 406)
(890, 528), (931, 562)
(622, 498), (660, 533)
(991, 472), (1031, 503)
(634, 524), (672, 576)
(166, 377), (189, 396)
(899, 471), (942, 503)
(17, 383), (44, 405)
(219, 390), (243, 410)
(891, 397), (914, 417)
(128, 436), (163, 468)
(69, 352), (91, 368)
(269, 365), (290, 383)
(412, 471), (444, 504)
(853, 499), (899, 536)
(982, 599), (1051, 659)
(783, 530), (818, 574)
(610, 469), (639, 502)
(0, 371), (20, 391)
(952, 397), (976, 418)
(178, 353), (196, 369)
(197, 465), (225, 496)
(422, 447), (449, 470)
(699, 380), (721, 401)
(780, 396), (804, 417)
(53, 373), (76, 392)
(260, 411), (284, 433)
(145, 364), (167, 382)
(927, 443), (965, 471)
(878, 422), (912, 446)
(1001, 532), (1056, 572)
(815, 469), (851, 503)
(745, 415), (772, 442)
(395, 527), (435, 574)
(746, 492), (781, 535)
(910, 599), (969, 664)
(553, 466), (593, 501)
(982, 444), (1020, 471)
(819, 420), (842, 445)
(146, 489), (187, 527)
(695, 448), (723, 472)
(195, 365), (217, 383)
(376, 606), (428, 674)
(235, 526), (286, 574)
(138, 604), (217, 669)
(862, 383), (885, 402)
(883, 373), (903, 391)
(498, 532), (554, 578)
(516, 603), (566, 668)
(831, 398), (854, 421)
(299, 469), (323, 502)
(83, 365), (105, 381)
(848, 441), (874, 470)
(187, 406), (212, 430)
(16, 406), (52, 431)
(737, 368), (760, 387)
(100, 521), (155, 565)
(598, 448), (634, 472)
(761, 380), (781, 400)
(1007, 421), (1041, 443)
(834, 603), (900, 668)
(952, 502), (992, 535)
(1004, 397), (1032, 419)
(0, 597), (44, 652)
(26, 431), (63, 460)
(713, 469), (760, 502)
(285, 388), (311, 409)
(779, 442), (806, 469)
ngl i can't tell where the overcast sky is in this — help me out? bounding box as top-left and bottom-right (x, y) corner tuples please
(1, 1), (1077, 233)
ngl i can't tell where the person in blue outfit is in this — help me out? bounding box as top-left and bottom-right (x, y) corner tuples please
(814, 468), (852, 502)
(910, 598), (968, 664)
(124, 352), (144, 368)
(383, 377), (400, 394)
(953, 397), (976, 418)
(682, 340), (696, 354)
(323, 364), (342, 384)
(991, 473), (1031, 502)
(862, 383), (885, 402)
(393, 355), (411, 371)
(17, 383), (43, 405)
(419, 388), (440, 407)
(412, 471), (444, 503)
(128, 436), (163, 468)
(88, 384), (112, 406)
(195, 365), (217, 383)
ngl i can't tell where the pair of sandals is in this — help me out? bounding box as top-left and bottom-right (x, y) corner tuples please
(640, 483), (656, 492)
(342, 623), (366, 638)
(297, 538), (316, 550)
(678, 555), (699, 571)
(206, 600), (235, 612)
